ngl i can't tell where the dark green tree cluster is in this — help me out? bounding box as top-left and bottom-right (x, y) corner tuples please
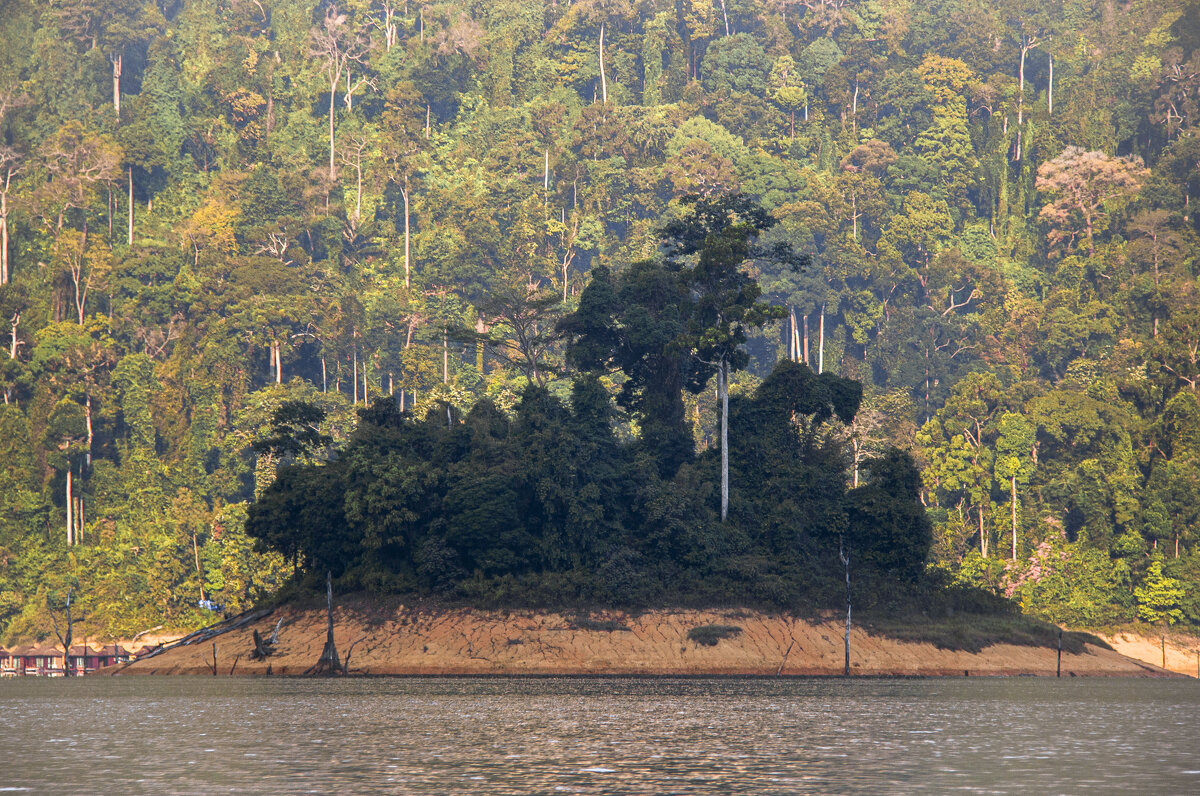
(0, 0), (1197, 636)
(247, 196), (918, 607)
(247, 362), (920, 607)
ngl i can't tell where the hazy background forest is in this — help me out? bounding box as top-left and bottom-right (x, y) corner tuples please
(0, 0), (1198, 639)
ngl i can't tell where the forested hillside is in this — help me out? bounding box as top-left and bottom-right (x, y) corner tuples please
(0, 0), (1197, 638)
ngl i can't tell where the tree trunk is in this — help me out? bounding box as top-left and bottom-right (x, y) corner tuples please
(353, 150), (362, 221)
(443, 326), (449, 384)
(802, 314), (809, 366)
(979, 505), (988, 557)
(2, 190), (10, 285)
(322, 356), (327, 393)
(85, 394), (93, 466)
(840, 538), (851, 676)
(1018, 46), (1026, 126)
(66, 468), (74, 547)
(112, 54), (121, 116)
(788, 307), (796, 361)
(51, 588), (74, 677)
(852, 438), (861, 488)
(352, 345), (358, 405)
(719, 0), (730, 36)
(851, 79), (859, 132)
(275, 342), (282, 384)
(329, 78), (337, 182)
(309, 572), (342, 675)
(127, 168), (133, 246)
(818, 305), (825, 374)
(193, 530), (205, 602)
(719, 359), (729, 522)
(402, 182), (411, 289)
(1011, 475), (1018, 560)
(1048, 51), (1054, 115)
(598, 24), (608, 103)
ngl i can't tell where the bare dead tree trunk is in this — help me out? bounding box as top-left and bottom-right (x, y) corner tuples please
(66, 468), (74, 547)
(598, 23), (608, 103)
(818, 305), (825, 374)
(329, 80), (337, 181)
(2, 187), (10, 285)
(1011, 475), (1018, 560)
(979, 505), (988, 557)
(802, 314), (809, 366)
(111, 54), (121, 116)
(401, 180), (411, 289)
(719, 358), (729, 522)
(839, 538), (851, 676)
(50, 587), (75, 677)
(1048, 49), (1054, 115)
(309, 572), (341, 675)
(788, 307), (796, 362)
(84, 393), (93, 465)
(127, 167), (133, 246)
(193, 529), (205, 602)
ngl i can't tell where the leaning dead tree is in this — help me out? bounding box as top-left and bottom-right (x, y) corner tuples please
(307, 572), (342, 675)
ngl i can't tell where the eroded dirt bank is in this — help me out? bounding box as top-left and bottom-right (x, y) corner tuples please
(98, 599), (1173, 677)
(1100, 630), (1200, 677)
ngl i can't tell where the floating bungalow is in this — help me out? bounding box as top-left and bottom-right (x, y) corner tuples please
(0, 643), (133, 676)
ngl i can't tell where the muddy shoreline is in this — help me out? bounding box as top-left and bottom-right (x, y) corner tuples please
(94, 599), (1180, 678)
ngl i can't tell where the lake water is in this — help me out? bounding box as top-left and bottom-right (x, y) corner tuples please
(3, 676), (1198, 793)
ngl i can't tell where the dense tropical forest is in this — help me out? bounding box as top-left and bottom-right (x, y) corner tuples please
(0, 0), (1197, 639)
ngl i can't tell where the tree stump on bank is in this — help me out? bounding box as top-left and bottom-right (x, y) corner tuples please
(306, 572), (342, 675)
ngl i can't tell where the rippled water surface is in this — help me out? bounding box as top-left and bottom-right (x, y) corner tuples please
(3, 676), (1198, 793)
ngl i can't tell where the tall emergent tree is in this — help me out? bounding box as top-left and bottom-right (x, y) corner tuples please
(564, 195), (801, 520)
(662, 195), (799, 521)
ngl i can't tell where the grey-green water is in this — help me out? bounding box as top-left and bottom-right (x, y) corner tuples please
(3, 676), (1197, 794)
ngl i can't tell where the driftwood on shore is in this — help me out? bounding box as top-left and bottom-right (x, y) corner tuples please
(133, 607), (274, 663)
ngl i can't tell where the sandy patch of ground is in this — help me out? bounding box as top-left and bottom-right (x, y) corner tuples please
(1099, 630), (1200, 678)
(96, 600), (1173, 677)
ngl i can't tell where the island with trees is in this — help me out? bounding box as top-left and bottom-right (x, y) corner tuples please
(1, 0), (1198, 671)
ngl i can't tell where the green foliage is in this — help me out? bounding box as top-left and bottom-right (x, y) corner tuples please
(702, 35), (770, 96)
(1, 0), (1198, 639)
(1135, 560), (1185, 625)
(845, 449), (932, 581)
